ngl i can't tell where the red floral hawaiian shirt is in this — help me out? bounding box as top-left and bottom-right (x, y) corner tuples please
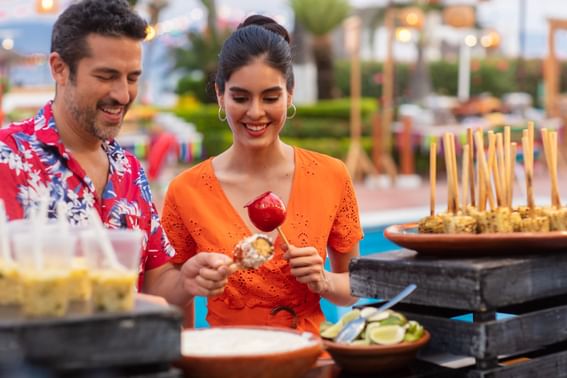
(0, 101), (174, 288)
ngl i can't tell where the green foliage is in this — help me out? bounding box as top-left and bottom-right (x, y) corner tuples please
(173, 99), (378, 158)
(469, 59), (516, 98)
(334, 60), (411, 100)
(290, 0), (350, 36)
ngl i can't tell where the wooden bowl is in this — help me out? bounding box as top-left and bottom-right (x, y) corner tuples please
(176, 326), (323, 378)
(323, 331), (430, 374)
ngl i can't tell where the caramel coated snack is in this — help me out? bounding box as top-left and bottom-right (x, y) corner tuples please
(233, 234), (274, 269)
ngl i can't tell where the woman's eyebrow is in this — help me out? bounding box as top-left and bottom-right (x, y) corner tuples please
(228, 86), (283, 94)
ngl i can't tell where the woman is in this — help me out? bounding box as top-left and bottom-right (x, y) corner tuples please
(161, 15), (363, 334)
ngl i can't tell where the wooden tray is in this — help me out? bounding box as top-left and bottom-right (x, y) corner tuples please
(384, 223), (567, 256)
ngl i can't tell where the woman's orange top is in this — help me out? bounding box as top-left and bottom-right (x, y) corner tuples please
(161, 147), (363, 335)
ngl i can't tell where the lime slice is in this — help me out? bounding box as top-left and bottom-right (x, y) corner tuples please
(391, 311), (408, 325)
(368, 325), (406, 345)
(379, 315), (405, 326)
(320, 322), (343, 339)
(363, 322), (382, 342)
(361, 307), (391, 322)
(319, 321), (334, 334)
(339, 309), (361, 325)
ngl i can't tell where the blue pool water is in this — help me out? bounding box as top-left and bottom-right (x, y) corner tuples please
(193, 226), (397, 328)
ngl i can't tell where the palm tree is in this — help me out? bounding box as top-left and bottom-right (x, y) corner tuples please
(291, 0), (350, 100)
(172, 0), (231, 103)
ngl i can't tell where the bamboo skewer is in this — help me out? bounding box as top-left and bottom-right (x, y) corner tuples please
(541, 128), (555, 207)
(489, 132), (504, 207)
(496, 133), (506, 207)
(443, 134), (454, 214)
(467, 128), (475, 207)
(449, 133), (459, 214)
(430, 142), (437, 216)
(462, 144), (470, 210)
(504, 126), (515, 208)
(522, 130), (535, 211)
(510, 142), (517, 208)
(550, 131), (561, 208)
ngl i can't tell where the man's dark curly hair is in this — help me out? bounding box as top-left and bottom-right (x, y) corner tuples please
(51, 0), (147, 81)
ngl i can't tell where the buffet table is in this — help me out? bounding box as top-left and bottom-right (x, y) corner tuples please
(347, 249), (567, 377)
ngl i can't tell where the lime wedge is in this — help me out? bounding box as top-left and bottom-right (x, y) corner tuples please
(320, 322), (343, 339)
(339, 309), (361, 325)
(361, 307), (391, 322)
(368, 325), (406, 345)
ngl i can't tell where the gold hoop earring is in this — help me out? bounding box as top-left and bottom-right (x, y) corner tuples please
(287, 103), (296, 119)
(218, 107), (227, 122)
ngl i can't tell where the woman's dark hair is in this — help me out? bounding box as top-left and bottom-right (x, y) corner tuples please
(51, 0), (147, 81)
(215, 15), (294, 94)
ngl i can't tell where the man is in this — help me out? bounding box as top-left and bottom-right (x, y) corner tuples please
(0, 0), (234, 308)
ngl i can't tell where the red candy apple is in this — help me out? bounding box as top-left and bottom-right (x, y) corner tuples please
(245, 191), (287, 232)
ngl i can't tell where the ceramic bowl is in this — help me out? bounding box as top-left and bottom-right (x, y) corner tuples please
(176, 326), (323, 378)
(323, 330), (430, 374)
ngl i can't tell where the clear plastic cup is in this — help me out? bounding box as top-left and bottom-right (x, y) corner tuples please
(12, 231), (74, 318)
(80, 228), (142, 313)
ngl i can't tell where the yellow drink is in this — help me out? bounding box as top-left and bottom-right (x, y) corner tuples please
(91, 270), (137, 312)
(68, 257), (91, 301)
(0, 261), (22, 305)
(20, 270), (70, 317)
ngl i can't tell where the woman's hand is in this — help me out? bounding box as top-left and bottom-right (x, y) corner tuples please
(179, 252), (237, 297)
(283, 244), (329, 294)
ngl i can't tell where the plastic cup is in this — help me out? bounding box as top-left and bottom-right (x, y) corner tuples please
(80, 228), (142, 313)
(12, 231), (74, 318)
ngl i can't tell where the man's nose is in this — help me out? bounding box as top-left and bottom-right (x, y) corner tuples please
(110, 79), (131, 105)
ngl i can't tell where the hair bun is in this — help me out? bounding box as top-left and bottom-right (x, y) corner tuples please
(238, 14), (290, 44)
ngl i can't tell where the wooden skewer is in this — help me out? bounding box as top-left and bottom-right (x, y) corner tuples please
(541, 128), (554, 207)
(475, 130), (486, 211)
(550, 131), (561, 208)
(462, 144), (470, 210)
(449, 133), (459, 213)
(487, 132), (502, 207)
(475, 130), (494, 211)
(481, 131), (496, 210)
(510, 142), (517, 208)
(467, 128), (476, 207)
(504, 126), (512, 208)
(491, 134), (504, 208)
(430, 142), (437, 216)
(522, 134), (535, 211)
(496, 133), (506, 208)
(443, 134), (454, 214)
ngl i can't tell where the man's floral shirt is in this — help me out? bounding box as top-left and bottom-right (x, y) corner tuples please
(0, 102), (175, 288)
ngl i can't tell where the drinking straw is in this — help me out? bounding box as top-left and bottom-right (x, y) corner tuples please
(87, 208), (123, 270)
(0, 200), (12, 263)
(57, 201), (69, 235)
(31, 197), (49, 270)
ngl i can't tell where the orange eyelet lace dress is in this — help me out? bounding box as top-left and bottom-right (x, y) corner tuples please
(161, 147), (363, 335)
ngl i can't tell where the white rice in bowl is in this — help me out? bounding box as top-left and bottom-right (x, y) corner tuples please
(182, 328), (317, 356)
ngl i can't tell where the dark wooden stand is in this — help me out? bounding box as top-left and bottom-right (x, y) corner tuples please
(349, 250), (567, 377)
(0, 297), (183, 377)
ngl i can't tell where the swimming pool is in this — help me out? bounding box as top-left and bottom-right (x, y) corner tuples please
(193, 225), (398, 328)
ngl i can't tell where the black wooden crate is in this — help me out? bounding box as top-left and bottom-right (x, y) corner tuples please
(0, 297), (183, 371)
(349, 250), (567, 377)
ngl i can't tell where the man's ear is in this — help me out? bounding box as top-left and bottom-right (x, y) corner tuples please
(49, 52), (69, 86)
